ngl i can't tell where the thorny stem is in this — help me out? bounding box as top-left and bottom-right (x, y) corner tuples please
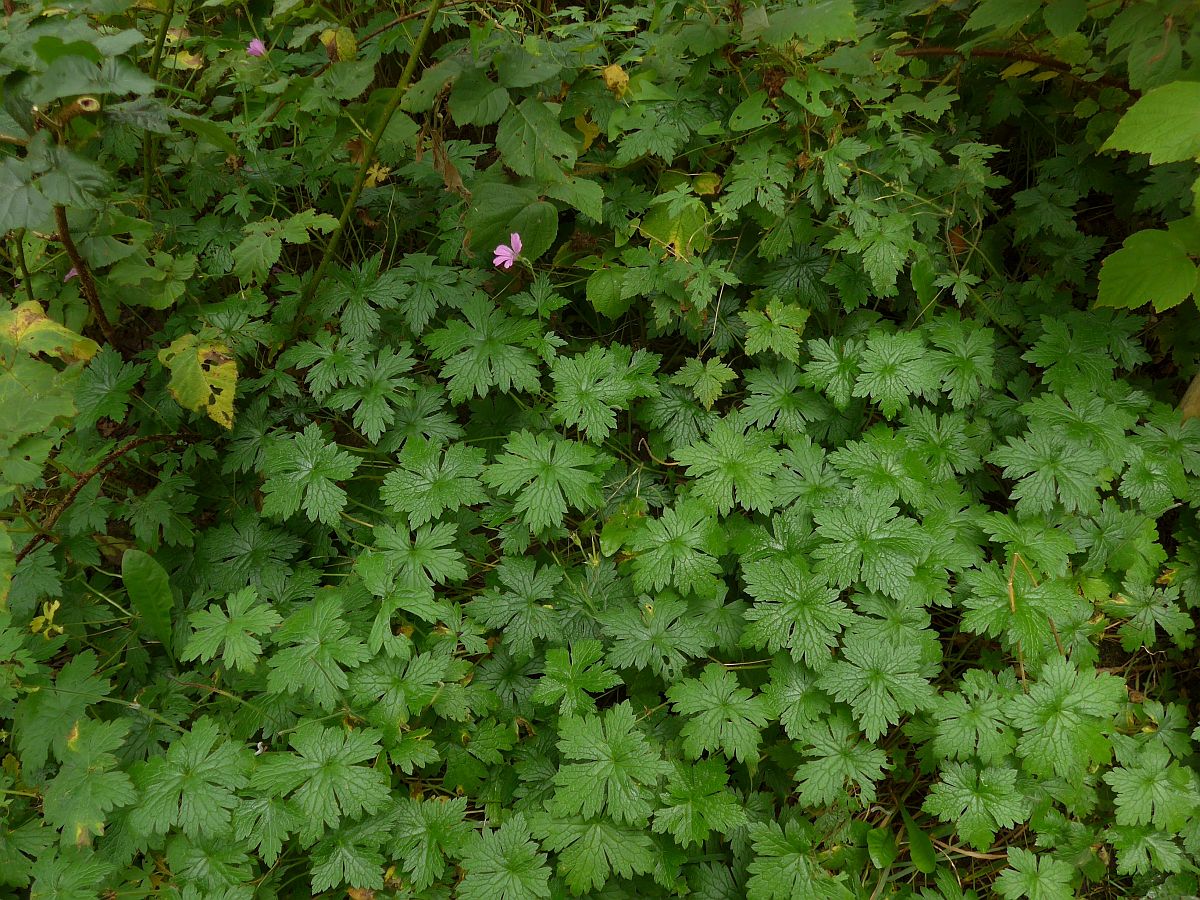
(54, 205), (116, 344)
(894, 45), (1132, 92)
(15, 434), (184, 565)
(291, 0), (444, 332)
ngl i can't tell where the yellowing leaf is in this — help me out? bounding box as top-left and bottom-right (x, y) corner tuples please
(0, 302), (98, 363)
(574, 113), (600, 152)
(365, 162), (392, 188)
(165, 50), (204, 70)
(639, 199), (711, 259)
(692, 173), (722, 196)
(157, 334), (238, 429)
(999, 60), (1039, 79)
(601, 63), (629, 98)
(320, 27), (357, 62)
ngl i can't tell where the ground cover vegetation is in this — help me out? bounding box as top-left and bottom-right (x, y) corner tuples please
(2, 0), (1200, 896)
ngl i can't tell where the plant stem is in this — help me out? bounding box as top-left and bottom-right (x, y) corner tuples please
(143, 0), (177, 203)
(54, 205), (116, 344)
(14, 434), (182, 566)
(894, 45), (1131, 91)
(12, 229), (35, 303)
(291, 0), (444, 331)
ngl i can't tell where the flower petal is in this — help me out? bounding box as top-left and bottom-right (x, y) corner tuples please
(510, 232), (522, 255)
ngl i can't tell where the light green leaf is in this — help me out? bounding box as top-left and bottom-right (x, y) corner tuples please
(1097, 229), (1198, 311)
(1102, 81), (1200, 164)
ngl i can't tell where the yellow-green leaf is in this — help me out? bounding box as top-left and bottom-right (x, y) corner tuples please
(157, 334), (238, 429)
(0, 302), (99, 362)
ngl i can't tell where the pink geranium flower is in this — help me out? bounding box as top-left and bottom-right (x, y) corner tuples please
(247, 38), (267, 57)
(493, 233), (522, 269)
(64, 267), (78, 282)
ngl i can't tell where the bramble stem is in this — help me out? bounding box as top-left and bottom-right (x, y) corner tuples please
(54, 205), (116, 345)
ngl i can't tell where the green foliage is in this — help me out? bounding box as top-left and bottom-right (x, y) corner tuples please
(2, 0), (1200, 897)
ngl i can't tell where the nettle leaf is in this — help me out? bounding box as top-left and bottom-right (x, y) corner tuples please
(381, 438), (487, 527)
(551, 702), (672, 825)
(130, 717), (250, 837)
(158, 333), (238, 429)
(530, 639), (622, 717)
(1006, 657), (1126, 779)
(465, 182), (559, 262)
(1101, 81), (1200, 164)
(529, 812), (656, 894)
(261, 423), (360, 525)
(250, 722), (388, 842)
(496, 98), (577, 182)
(182, 587), (282, 672)
(922, 762), (1029, 850)
(667, 663), (770, 763)
(1097, 228), (1198, 312)
(817, 632), (935, 741)
(483, 431), (607, 533)
(424, 295), (543, 402)
(651, 759), (748, 848)
(741, 557), (853, 667)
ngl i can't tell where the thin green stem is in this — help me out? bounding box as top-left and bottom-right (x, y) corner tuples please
(291, 0), (444, 333)
(143, 0), (178, 203)
(13, 229), (35, 303)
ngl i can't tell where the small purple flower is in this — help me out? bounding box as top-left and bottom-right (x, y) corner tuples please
(493, 232), (522, 269)
(64, 267), (78, 282)
(247, 38), (267, 57)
